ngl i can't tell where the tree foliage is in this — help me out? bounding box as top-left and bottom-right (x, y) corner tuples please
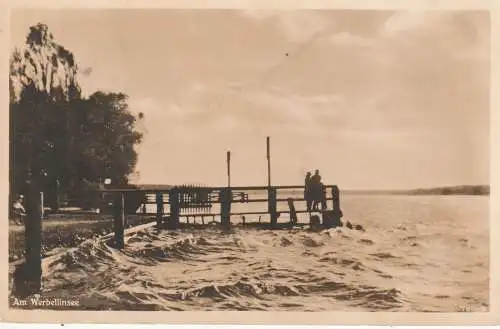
(10, 23), (143, 210)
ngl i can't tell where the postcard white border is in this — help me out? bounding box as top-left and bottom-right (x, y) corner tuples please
(0, 0), (498, 324)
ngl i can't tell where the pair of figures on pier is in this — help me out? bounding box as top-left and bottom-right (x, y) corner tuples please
(304, 170), (327, 212)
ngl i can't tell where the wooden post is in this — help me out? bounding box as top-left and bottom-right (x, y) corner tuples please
(287, 198), (298, 225)
(322, 186), (342, 229)
(169, 188), (180, 228)
(156, 192), (163, 227)
(266, 136), (271, 187)
(268, 187), (278, 228)
(331, 186), (340, 212)
(40, 192), (44, 220)
(227, 151), (231, 187)
(14, 179), (42, 296)
(266, 137), (276, 227)
(331, 185), (342, 225)
(113, 192), (125, 249)
(141, 199), (147, 221)
(220, 188), (232, 227)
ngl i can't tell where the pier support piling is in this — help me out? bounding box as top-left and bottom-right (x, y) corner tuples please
(328, 186), (343, 227)
(113, 192), (125, 249)
(287, 198), (298, 225)
(169, 188), (180, 229)
(269, 187), (278, 228)
(156, 192), (163, 227)
(220, 188), (232, 227)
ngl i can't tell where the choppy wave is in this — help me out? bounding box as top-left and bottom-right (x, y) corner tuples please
(19, 195), (491, 311)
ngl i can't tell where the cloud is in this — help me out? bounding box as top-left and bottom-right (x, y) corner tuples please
(329, 31), (374, 47)
(241, 10), (334, 43)
(380, 11), (433, 37)
(209, 83), (344, 129)
(378, 11), (489, 61)
(130, 79), (346, 138)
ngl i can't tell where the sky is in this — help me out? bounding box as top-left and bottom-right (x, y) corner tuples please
(10, 9), (490, 189)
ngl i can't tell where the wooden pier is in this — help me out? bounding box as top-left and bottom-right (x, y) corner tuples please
(102, 184), (343, 249)
(12, 136), (344, 296)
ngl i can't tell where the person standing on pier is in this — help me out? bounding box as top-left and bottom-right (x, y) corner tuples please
(311, 170), (323, 211)
(304, 172), (312, 212)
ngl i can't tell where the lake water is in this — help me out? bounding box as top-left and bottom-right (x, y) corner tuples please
(35, 195), (489, 311)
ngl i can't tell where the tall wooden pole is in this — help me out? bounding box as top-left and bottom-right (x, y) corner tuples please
(227, 151), (231, 187)
(14, 96), (43, 296)
(266, 136), (271, 187)
(266, 137), (278, 228)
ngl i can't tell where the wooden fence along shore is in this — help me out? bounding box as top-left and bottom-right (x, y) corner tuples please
(11, 136), (343, 297)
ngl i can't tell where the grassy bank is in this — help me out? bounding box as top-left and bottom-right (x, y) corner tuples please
(9, 214), (155, 262)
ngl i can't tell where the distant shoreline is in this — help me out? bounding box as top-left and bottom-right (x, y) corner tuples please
(343, 185), (489, 196)
(129, 184), (489, 196)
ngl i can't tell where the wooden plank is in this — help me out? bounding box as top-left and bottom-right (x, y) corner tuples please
(130, 209), (322, 216)
(98, 184), (339, 192)
(139, 197), (337, 205)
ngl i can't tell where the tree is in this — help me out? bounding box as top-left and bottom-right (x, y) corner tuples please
(10, 22), (144, 297)
(73, 92), (142, 208)
(9, 23), (142, 211)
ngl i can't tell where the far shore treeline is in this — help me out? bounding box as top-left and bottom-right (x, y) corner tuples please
(343, 185), (490, 196)
(9, 23), (143, 212)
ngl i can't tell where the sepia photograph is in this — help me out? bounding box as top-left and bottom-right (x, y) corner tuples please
(4, 5), (494, 320)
